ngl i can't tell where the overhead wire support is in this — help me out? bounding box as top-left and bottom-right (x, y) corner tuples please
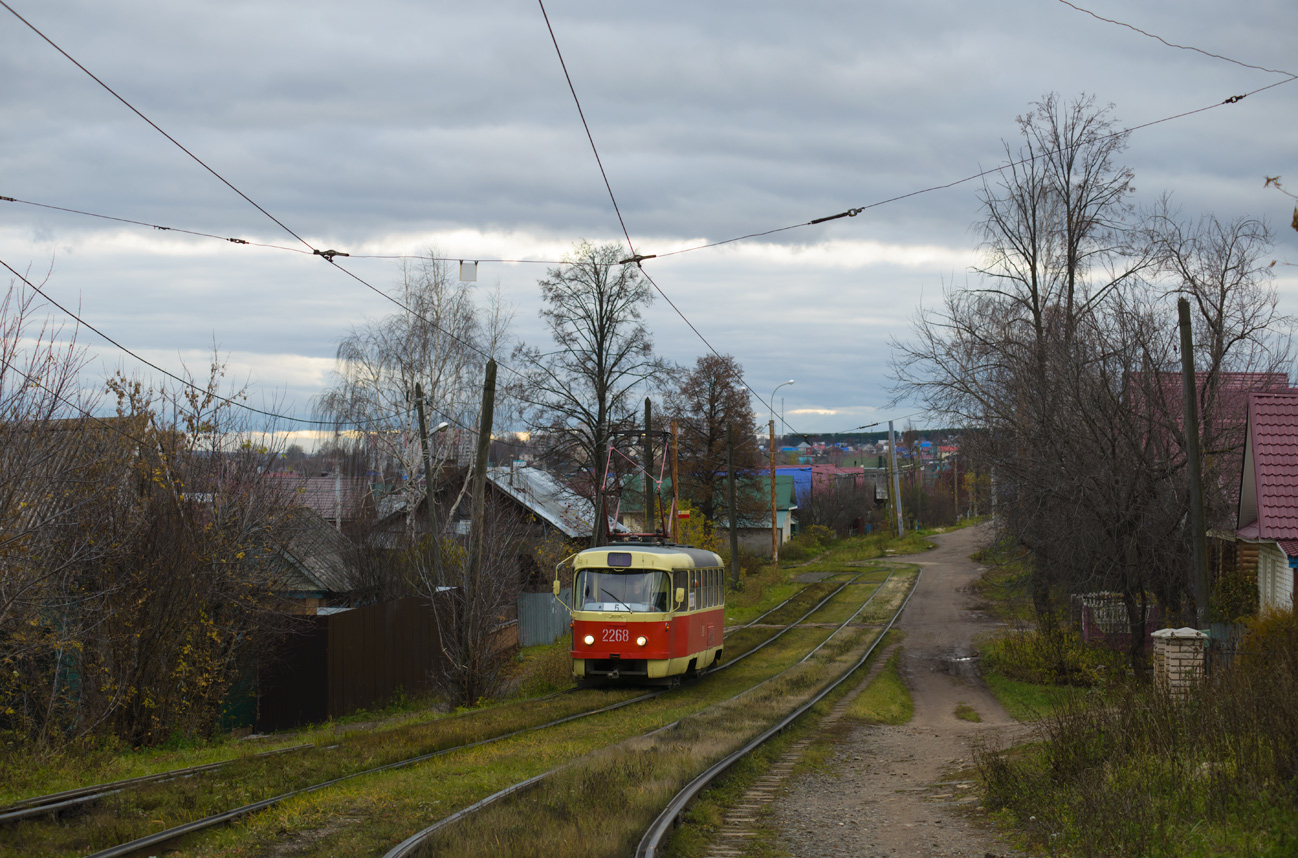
(808, 207), (863, 225)
(2, 194), (571, 264)
(0, 195), (307, 252)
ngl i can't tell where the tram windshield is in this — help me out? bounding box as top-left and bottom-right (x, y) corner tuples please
(575, 569), (671, 612)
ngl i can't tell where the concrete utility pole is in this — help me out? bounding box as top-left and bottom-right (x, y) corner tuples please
(769, 420), (779, 569)
(727, 423), (741, 585)
(1178, 299), (1209, 628)
(889, 420), (904, 537)
(644, 398), (655, 536)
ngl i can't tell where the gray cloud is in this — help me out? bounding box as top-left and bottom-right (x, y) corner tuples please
(3, 0), (1296, 436)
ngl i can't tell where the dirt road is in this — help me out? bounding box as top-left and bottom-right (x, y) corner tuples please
(769, 525), (1029, 857)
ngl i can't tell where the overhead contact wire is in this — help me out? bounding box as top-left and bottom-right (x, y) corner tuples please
(0, 0), (316, 252)
(652, 76), (1298, 262)
(0, 257), (344, 427)
(1055, 0), (1298, 77)
(536, 0), (636, 257)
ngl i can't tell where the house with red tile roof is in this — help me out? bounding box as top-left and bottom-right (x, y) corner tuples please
(1129, 371), (1289, 518)
(1235, 391), (1298, 612)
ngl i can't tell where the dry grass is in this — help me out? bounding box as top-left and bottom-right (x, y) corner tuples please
(0, 547), (919, 858)
(975, 614), (1298, 857)
(846, 644), (912, 725)
(414, 626), (884, 858)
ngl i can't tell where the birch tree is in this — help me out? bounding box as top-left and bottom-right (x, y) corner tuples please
(317, 256), (512, 544)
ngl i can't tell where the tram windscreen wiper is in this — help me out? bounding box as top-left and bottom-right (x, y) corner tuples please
(601, 588), (634, 612)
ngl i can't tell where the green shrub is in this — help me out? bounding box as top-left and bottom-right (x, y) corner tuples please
(780, 524), (837, 562)
(981, 628), (1125, 687)
(975, 611), (1298, 857)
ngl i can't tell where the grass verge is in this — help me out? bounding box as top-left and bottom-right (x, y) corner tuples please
(845, 644), (911, 725)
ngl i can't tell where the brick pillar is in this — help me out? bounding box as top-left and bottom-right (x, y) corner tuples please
(1151, 627), (1206, 697)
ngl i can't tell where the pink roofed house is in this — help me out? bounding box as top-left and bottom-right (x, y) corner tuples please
(1235, 391), (1298, 612)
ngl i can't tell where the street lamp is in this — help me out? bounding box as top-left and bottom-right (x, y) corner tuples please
(771, 379), (794, 443)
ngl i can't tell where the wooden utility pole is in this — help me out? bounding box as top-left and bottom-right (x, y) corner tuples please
(952, 447), (959, 521)
(464, 359), (496, 702)
(769, 420), (779, 569)
(671, 421), (680, 543)
(414, 382), (441, 579)
(888, 420), (904, 537)
(1178, 299), (1209, 627)
(727, 423), (740, 585)
(644, 398), (655, 536)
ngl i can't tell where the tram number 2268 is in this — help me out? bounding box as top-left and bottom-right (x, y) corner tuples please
(602, 628), (630, 643)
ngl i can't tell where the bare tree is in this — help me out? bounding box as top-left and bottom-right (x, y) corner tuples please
(75, 358), (301, 746)
(892, 93), (1292, 668)
(512, 242), (665, 545)
(666, 354), (761, 529)
(797, 475), (876, 537)
(898, 93), (1146, 627)
(409, 495), (528, 706)
(0, 281), (113, 747)
(316, 256), (512, 544)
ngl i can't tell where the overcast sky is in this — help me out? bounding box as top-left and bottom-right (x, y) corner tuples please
(3, 0), (1296, 444)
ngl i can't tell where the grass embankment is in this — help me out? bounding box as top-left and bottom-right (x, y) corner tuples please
(845, 643), (912, 725)
(0, 530), (923, 857)
(970, 540), (1298, 857)
(979, 618), (1298, 857)
(417, 623), (890, 858)
(192, 568), (909, 858)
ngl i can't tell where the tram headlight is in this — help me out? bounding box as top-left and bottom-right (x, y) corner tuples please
(636, 635), (648, 647)
(583, 634), (595, 646)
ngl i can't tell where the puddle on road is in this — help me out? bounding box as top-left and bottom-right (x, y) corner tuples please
(944, 654), (981, 678)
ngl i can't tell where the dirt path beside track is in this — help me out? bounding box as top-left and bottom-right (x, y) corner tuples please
(768, 525), (1030, 858)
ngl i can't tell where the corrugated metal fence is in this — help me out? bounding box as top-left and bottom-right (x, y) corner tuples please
(518, 588), (571, 646)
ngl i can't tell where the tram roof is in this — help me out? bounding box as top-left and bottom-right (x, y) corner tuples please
(575, 543), (722, 571)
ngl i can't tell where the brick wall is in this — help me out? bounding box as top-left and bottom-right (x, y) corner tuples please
(1152, 628), (1206, 697)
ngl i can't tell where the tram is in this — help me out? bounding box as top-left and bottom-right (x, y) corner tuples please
(555, 542), (726, 685)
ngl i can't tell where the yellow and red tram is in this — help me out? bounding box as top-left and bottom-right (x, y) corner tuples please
(558, 543), (725, 685)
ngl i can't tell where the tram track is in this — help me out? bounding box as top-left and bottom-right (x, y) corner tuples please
(381, 563), (915, 858)
(636, 566), (922, 857)
(0, 581), (819, 835)
(0, 576), (853, 858)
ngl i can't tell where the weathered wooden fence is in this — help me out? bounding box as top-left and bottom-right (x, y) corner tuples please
(258, 594), (455, 731)
(327, 595), (454, 717)
(517, 588), (571, 646)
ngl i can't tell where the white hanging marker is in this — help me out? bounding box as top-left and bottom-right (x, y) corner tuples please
(459, 260), (478, 282)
